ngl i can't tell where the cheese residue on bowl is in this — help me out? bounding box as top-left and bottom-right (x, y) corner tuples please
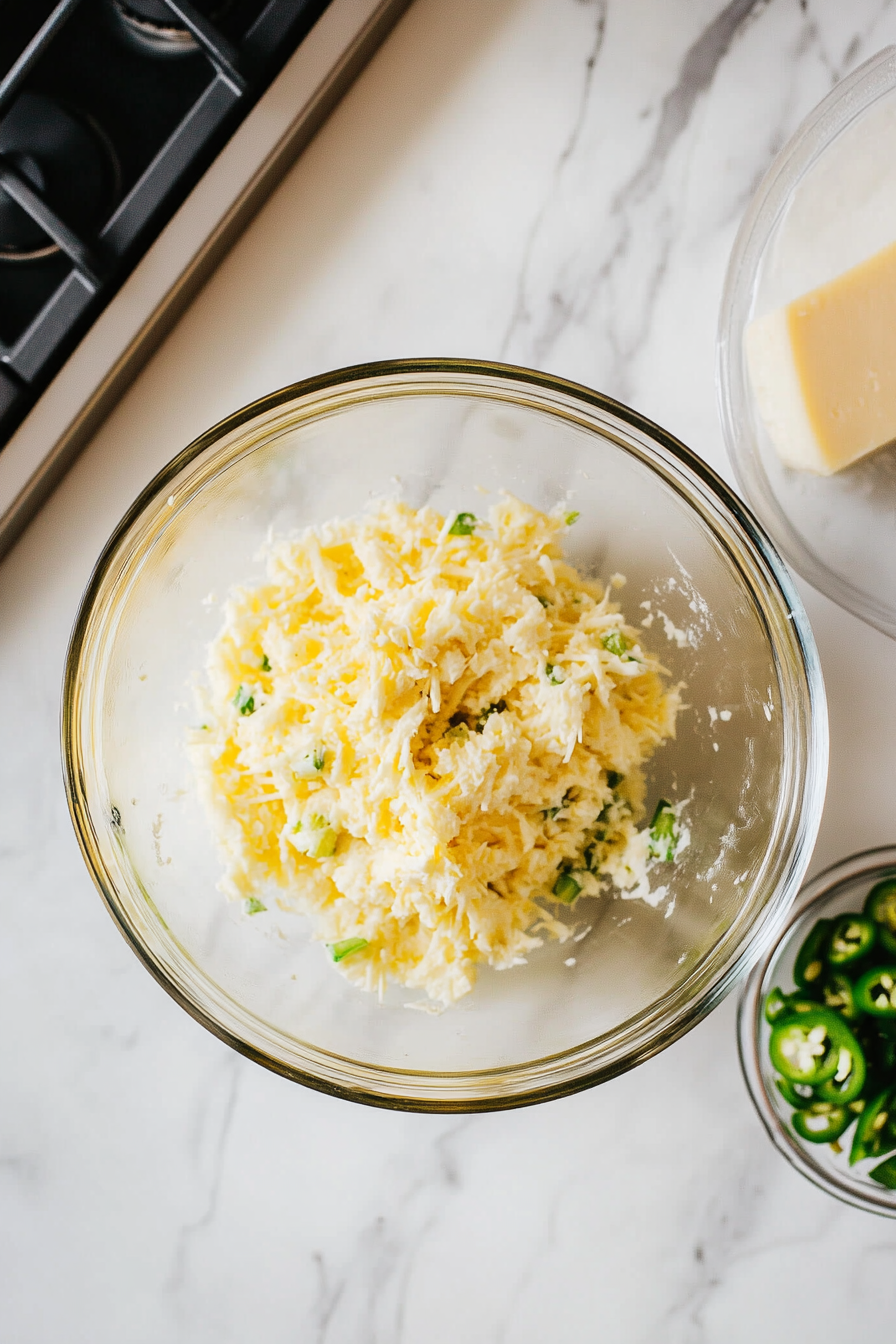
(190, 496), (681, 1004)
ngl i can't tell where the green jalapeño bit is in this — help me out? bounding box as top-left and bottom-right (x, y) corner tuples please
(601, 630), (630, 658)
(244, 897), (266, 915)
(827, 914), (876, 966)
(553, 871), (581, 904)
(564, 511), (580, 525)
(448, 512), (476, 536)
(648, 799), (677, 862)
(329, 938), (368, 963)
(793, 917), (832, 989)
(474, 700), (507, 732)
(232, 684), (256, 715)
(260, 654), (271, 672)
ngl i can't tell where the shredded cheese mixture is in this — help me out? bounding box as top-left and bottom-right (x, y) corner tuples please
(190, 496), (681, 1004)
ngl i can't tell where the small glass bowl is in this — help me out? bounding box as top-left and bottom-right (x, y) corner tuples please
(63, 359), (827, 1111)
(718, 47), (896, 641)
(738, 846), (896, 1217)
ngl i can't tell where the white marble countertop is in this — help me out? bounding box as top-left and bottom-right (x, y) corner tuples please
(3, 1), (896, 1339)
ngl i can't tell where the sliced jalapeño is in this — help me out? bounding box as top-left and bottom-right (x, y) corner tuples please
(827, 914), (876, 967)
(793, 918), (832, 990)
(768, 1008), (854, 1086)
(854, 966), (896, 1018)
(850, 1087), (896, 1165)
(792, 1102), (851, 1144)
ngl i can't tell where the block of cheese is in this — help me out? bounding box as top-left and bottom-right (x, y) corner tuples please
(745, 238), (896, 474)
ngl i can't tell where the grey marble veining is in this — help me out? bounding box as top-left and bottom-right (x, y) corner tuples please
(3, 1), (896, 1339)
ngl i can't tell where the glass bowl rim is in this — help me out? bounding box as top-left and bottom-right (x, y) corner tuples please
(62, 357), (829, 1112)
(737, 843), (896, 1218)
(717, 45), (896, 641)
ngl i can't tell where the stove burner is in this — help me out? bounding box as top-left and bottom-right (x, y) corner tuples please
(111, 0), (232, 55)
(0, 93), (120, 264)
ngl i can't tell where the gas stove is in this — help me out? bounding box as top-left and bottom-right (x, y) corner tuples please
(0, 0), (410, 559)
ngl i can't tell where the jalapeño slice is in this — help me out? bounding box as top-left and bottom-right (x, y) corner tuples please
(792, 1102), (852, 1144)
(865, 879), (896, 956)
(854, 966), (896, 1017)
(816, 1038), (866, 1105)
(864, 877), (896, 931)
(820, 972), (859, 1021)
(774, 1075), (815, 1109)
(827, 914), (876, 967)
(869, 1154), (896, 1189)
(850, 1087), (896, 1165)
(794, 918), (832, 990)
(764, 987), (790, 1024)
(769, 1008), (857, 1086)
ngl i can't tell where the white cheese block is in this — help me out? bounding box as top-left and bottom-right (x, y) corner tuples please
(746, 238), (896, 475)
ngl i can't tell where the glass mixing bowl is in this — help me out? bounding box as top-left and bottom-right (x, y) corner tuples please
(738, 847), (896, 1218)
(718, 47), (896, 640)
(63, 360), (827, 1111)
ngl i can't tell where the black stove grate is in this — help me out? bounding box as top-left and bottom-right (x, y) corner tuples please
(0, 0), (332, 447)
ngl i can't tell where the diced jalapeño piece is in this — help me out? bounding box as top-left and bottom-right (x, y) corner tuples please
(601, 630), (630, 658)
(474, 700), (507, 732)
(232, 684), (255, 716)
(293, 746), (327, 778)
(329, 938), (368, 963)
(552, 871), (582, 904)
(448, 512), (476, 536)
(293, 814), (338, 858)
(648, 799), (677, 862)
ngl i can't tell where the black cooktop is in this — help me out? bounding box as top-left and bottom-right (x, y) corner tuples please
(0, 0), (333, 448)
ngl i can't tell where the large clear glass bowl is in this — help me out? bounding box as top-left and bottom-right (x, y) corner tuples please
(718, 47), (896, 640)
(63, 360), (828, 1111)
(738, 847), (896, 1218)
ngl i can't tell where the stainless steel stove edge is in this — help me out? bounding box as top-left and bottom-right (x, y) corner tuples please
(0, 0), (412, 564)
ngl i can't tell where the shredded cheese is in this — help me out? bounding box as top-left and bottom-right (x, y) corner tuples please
(189, 496), (680, 1004)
